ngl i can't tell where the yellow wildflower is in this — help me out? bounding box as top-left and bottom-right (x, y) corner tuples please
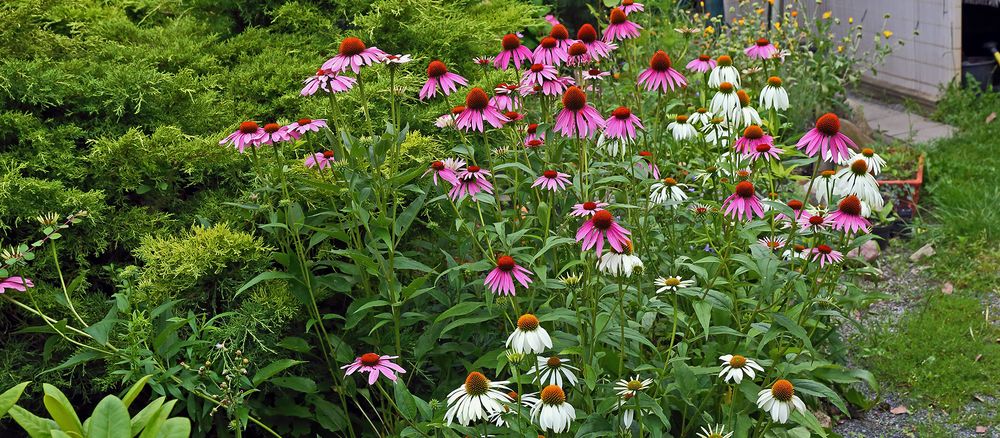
(822, 11), (832, 19)
(883, 30), (893, 38)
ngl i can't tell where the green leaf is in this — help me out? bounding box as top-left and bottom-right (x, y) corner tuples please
(310, 397), (348, 432)
(393, 381), (418, 420)
(40, 350), (103, 376)
(270, 377), (317, 393)
(9, 405), (58, 438)
(138, 400), (177, 438)
(43, 384), (83, 436)
(693, 300), (712, 339)
(791, 379), (849, 415)
(156, 418), (191, 438)
(86, 395), (130, 438)
(0, 382), (30, 419)
(129, 397), (165, 437)
(253, 360), (306, 387)
(771, 313), (814, 351)
(432, 301), (482, 323)
(121, 375), (152, 409)
(235, 271), (298, 297)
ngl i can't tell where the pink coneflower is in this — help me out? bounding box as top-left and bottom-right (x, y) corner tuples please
(322, 37), (387, 74)
(342, 353), (406, 385)
(620, 0), (645, 15)
(286, 118), (328, 135)
(638, 51), (687, 92)
(491, 83), (521, 112)
(796, 113), (857, 164)
(549, 24), (574, 50)
(828, 195), (871, 234)
(504, 111), (524, 123)
(0, 277), (33, 293)
(524, 123), (542, 146)
(757, 236), (786, 251)
(798, 210), (832, 231)
(419, 60), (469, 101)
(723, 181), (766, 221)
(686, 54), (717, 73)
(566, 42), (592, 66)
(734, 125), (773, 154)
(583, 68), (610, 81)
(305, 151), (335, 169)
(553, 86), (604, 138)
(637, 151), (660, 179)
(494, 34), (533, 70)
(811, 245), (844, 267)
(521, 64), (561, 95)
(457, 88), (508, 132)
(749, 143), (783, 162)
(532, 170), (572, 191)
(301, 69), (356, 96)
(775, 199), (806, 225)
(424, 160), (460, 186)
(545, 14), (560, 26)
(571, 201), (608, 217)
(745, 38), (778, 60)
(260, 123), (299, 144)
(485, 255), (533, 296)
(604, 8), (642, 42)
(577, 24), (616, 60)
(220, 121), (264, 153)
(604, 107), (644, 141)
(449, 165), (494, 200)
(533, 37), (568, 66)
(576, 210), (632, 256)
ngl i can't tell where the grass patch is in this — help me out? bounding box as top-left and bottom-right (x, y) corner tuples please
(863, 292), (999, 410)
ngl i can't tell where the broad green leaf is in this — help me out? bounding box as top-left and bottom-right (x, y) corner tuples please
(87, 395), (130, 438)
(43, 384), (83, 435)
(122, 375), (152, 409)
(0, 382), (30, 418)
(693, 300), (712, 339)
(253, 360), (306, 387)
(393, 381), (418, 420)
(156, 418), (191, 438)
(432, 301), (482, 323)
(234, 271), (298, 297)
(138, 400), (177, 438)
(130, 397), (165, 437)
(270, 377), (317, 393)
(771, 313), (815, 351)
(8, 405), (57, 438)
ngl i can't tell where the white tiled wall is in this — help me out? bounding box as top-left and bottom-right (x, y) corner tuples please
(827, 0), (962, 101)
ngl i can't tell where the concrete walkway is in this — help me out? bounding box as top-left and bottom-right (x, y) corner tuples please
(847, 97), (955, 144)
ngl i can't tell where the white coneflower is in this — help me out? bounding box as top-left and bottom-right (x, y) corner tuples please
(529, 356), (580, 387)
(506, 314), (552, 354)
(708, 55), (740, 88)
(614, 375), (653, 397)
(616, 394), (650, 429)
(597, 240), (644, 278)
(531, 385), (576, 433)
(654, 276), (695, 293)
(597, 132), (632, 157)
(702, 117), (731, 148)
(487, 390), (538, 427)
(848, 147), (886, 176)
(689, 107), (714, 127)
(696, 424), (734, 438)
(650, 177), (689, 205)
(667, 115), (699, 141)
(756, 379), (806, 424)
(760, 76), (789, 111)
(444, 371), (512, 426)
(736, 90), (761, 129)
(834, 159), (884, 210)
(756, 236), (786, 251)
(813, 170), (838, 207)
(718, 354), (764, 384)
(782, 244), (810, 261)
(710, 82), (741, 126)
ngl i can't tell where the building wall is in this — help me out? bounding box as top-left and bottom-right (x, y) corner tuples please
(827, 0), (962, 102)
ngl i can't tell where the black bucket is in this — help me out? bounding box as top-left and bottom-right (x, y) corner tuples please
(962, 56), (998, 90)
